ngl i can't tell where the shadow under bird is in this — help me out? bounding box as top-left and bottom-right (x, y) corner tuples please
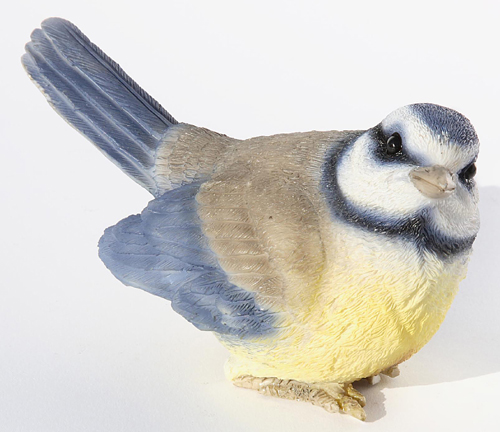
(22, 18), (480, 421)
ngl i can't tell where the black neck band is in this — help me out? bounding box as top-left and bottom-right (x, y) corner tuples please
(321, 132), (476, 258)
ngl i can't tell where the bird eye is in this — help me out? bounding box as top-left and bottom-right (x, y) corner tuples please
(386, 133), (402, 155)
(460, 162), (477, 182)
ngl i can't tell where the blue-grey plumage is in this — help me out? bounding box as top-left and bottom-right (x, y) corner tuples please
(98, 182), (278, 337)
(23, 18), (481, 421)
(22, 18), (177, 196)
(22, 17), (273, 338)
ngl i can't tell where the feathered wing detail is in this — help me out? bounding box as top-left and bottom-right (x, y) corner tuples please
(196, 177), (287, 311)
(98, 183), (279, 338)
(195, 142), (330, 317)
(22, 17), (177, 196)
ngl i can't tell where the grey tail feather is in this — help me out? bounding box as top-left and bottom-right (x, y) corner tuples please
(22, 17), (178, 196)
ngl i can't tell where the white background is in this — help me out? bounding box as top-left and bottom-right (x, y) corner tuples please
(1, 1), (500, 431)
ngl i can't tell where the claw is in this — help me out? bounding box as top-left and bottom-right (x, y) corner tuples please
(345, 384), (366, 407)
(338, 396), (367, 421)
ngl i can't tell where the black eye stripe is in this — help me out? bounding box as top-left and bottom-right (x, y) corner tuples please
(372, 125), (415, 165)
(321, 134), (477, 258)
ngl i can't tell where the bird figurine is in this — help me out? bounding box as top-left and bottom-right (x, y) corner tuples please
(22, 18), (480, 421)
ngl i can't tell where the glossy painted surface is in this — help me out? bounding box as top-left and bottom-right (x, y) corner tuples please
(22, 16), (480, 416)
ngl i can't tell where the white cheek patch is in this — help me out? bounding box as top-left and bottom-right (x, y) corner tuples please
(336, 130), (480, 243)
(429, 184), (480, 239)
(337, 134), (427, 219)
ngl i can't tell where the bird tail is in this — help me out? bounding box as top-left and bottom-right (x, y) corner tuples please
(22, 17), (177, 196)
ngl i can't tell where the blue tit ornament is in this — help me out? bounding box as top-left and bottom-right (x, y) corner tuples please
(23, 18), (480, 421)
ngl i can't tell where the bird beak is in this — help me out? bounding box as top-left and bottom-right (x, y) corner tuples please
(409, 165), (456, 199)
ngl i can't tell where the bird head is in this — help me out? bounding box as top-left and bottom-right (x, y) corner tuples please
(325, 103), (480, 257)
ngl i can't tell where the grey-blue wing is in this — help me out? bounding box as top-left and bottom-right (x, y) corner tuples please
(22, 18), (176, 196)
(98, 183), (277, 338)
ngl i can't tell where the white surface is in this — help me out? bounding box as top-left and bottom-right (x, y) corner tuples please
(1, 1), (500, 430)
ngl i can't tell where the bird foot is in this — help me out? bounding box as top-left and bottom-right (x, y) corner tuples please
(233, 375), (366, 421)
(366, 374), (381, 385)
(381, 365), (400, 378)
(366, 365), (400, 385)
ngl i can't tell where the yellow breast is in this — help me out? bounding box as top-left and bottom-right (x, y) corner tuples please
(223, 224), (471, 384)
